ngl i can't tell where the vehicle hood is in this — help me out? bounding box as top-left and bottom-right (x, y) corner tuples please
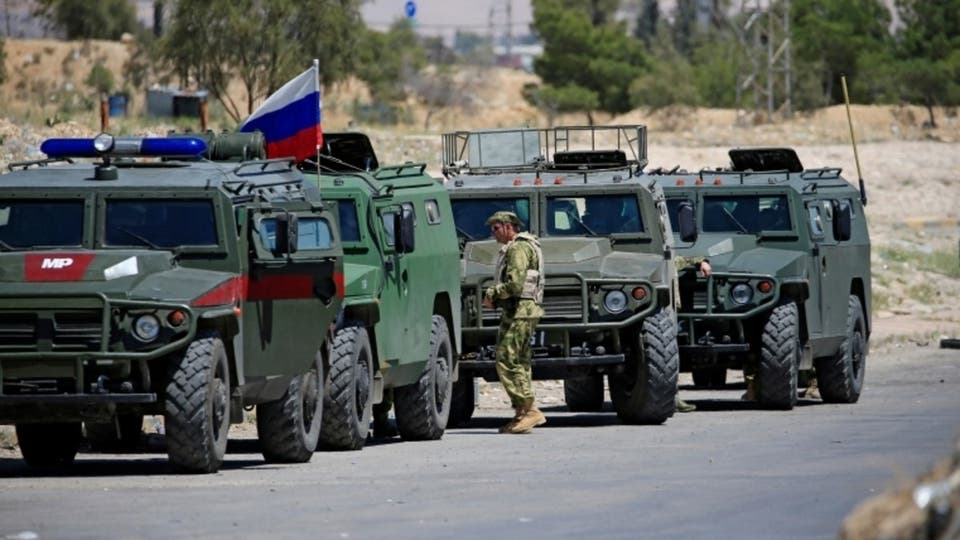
(0, 250), (238, 304)
(678, 235), (807, 277)
(463, 237), (665, 282)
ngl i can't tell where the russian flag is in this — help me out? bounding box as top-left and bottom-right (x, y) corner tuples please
(240, 61), (323, 162)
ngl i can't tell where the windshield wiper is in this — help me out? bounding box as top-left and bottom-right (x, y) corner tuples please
(721, 208), (749, 234)
(0, 239), (15, 251)
(455, 225), (475, 241)
(116, 227), (164, 250)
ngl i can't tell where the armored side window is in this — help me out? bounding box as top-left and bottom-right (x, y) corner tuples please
(258, 217), (334, 251)
(381, 210), (397, 247)
(337, 200), (361, 243)
(665, 198), (693, 233)
(807, 203), (824, 238)
(425, 199), (441, 225)
(105, 199), (217, 248)
(0, 200), (84, 248)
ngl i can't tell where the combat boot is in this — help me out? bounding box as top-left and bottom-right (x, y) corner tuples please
(498, 405), (523, 433)
(676, 397), (696, 413)
(508, 398), (546, 434)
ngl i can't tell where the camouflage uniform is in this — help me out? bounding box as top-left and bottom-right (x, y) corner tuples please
(485, 231), (545, 408)
(672, 255), (708, 413)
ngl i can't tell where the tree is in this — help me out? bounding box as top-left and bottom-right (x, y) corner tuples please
(157, 0), (364, 123)
(33, 0), (138, 40)
(0, 37), (7, 86)
(530, 0), (649, 123)
(790, 0), (892, 105)
(85, 62), (115, 95)
(630, 29), (700, 110)
(354, 19), (426, 103)
(891, 0), (960, 127)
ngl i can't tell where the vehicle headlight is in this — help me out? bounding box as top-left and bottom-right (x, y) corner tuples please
(133, 314), (161, 342)
(730, 283), (753, 305)
(603, 290), (628, 314)
(93, 132), (115, 153)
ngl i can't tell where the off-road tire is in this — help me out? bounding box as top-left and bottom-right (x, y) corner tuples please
(257, 350), (324, 463)
(395, 315), (453, 440)
(84, 414), (143, 451)
(816, 295), (867, 403)
(448, 378), (476, 427)
(164, 335), (231, 473)
(758, 302), (800, 409)
(15, 422), (82, 467)
(692, 366), (727, 389)
(320, 325), (373, 451)
(563, 374), (605, 412)
(610, 309), (679, 424)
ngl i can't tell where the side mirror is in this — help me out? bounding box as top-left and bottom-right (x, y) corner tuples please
(677, 201), (698, 243)
(394, 208), (416, 253)
(833, 201), (852, 241)
(273, 212), (299, 255)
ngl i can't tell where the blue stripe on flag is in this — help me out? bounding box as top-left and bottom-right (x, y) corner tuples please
(240, 91), (320, 143)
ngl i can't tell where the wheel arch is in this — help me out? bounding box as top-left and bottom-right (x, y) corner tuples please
(432, 292), (458, 356)
(850, 278), (870, 336)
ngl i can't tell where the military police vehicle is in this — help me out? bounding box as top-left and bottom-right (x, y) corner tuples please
(443, 125), (679, 425)
(0, 132), (343, 473)
(302, 132), (461, 450)
(654, 147), (870, 409)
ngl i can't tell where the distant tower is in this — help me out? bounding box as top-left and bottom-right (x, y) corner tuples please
(735, 0), (793, 122)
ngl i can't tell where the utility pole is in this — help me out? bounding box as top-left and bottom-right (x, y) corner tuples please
(506, 0), (512, 59)
(734, 0), (793, 123)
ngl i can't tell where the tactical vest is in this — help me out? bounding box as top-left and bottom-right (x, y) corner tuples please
(494, 232), (544, 304)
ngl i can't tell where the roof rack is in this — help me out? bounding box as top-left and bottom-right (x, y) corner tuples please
(441, 124), (648, 177)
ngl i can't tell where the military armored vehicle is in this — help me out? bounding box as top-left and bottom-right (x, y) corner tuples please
(653, 147), (870, 409)
(301, 132), (461, 450)
(442, 125), (679, 425)
(0, 132), (343, 472)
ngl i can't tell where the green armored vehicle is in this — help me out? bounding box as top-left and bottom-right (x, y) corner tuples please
(654, 147), (870, 409)
(0, 133), (343, 472)
(443, 125), (679, 425)
(302, 132), (461, 450)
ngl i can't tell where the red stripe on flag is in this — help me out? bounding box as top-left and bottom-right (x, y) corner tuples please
(265, 125), (322, 162)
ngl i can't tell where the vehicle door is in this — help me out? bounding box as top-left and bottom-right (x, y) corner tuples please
(373, 201), (414, 361)
(245, 203), (343, 377)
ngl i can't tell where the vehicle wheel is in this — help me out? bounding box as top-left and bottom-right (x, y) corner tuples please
(609, 309), (679, 424)
(320, 325), (373, 450)
(448, 377), (476, 427)
(257, 349), (324, 463)
(563, 374), (604, 412)
(758, 302), (800, 409)
(15, 422), (82, 467)
(692, 366), (727, 389)
(816, 295), (867, 403)
(165, 334), (231, 473)
(395, 315), (453, 440)
(84, 414), (144, 451)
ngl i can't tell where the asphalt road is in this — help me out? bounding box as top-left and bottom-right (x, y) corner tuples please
(1, 344), (957, 540)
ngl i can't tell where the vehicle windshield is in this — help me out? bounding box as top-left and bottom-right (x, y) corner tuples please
(451, 198), (530, 239)
(0, 199), (84, 248)
(105, 199), (218, 248)
(701, 195), (792, 234)
(545, 194), (643, 236)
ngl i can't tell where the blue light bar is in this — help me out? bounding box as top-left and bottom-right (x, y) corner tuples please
(41, 136), (208, 159)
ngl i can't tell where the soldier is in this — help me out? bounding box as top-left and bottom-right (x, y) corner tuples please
(674, 256), (712, 412)
(482, 211), (546, 434)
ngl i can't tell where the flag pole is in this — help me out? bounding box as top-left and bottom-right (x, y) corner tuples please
(314, 59), (321, 171)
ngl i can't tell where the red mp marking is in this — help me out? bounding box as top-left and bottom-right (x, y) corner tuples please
(25, 253), (96, 282)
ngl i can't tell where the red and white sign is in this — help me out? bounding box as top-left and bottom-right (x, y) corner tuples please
(25, 253), (95, 281)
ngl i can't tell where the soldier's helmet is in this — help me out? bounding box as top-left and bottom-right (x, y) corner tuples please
(485, 210), (523, 228)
